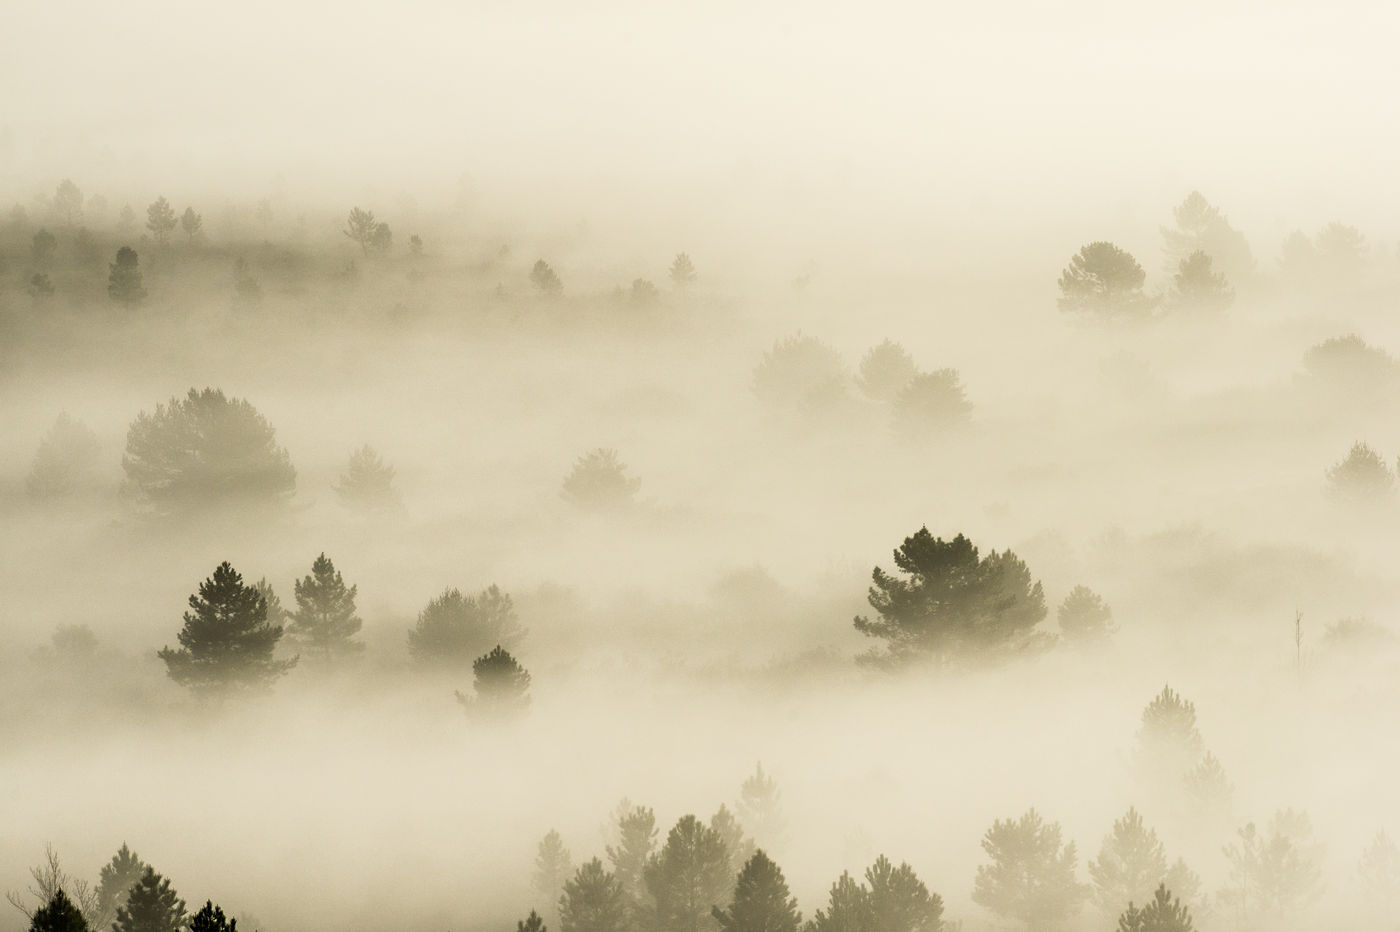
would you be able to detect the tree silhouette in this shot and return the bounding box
[560,859,627,932]
[26,413,101,499]
[158,561,298,693]
[854,528,1047,668]
[6,846,100,927]
[334,444,402,511]
[531,259,563,295]
[535,830,575,930]
[1115,884,1194,932]
[108,247,147,306]
[1315,221,1367,274]
[856,340,918,402]
[1219,810,1324,924]
[145,197,178,245]
[1057,242,1150,317]
[1169,251,1232,311]
[972,808,1086,930]
[343,208,390,256]
[669,253,697,287]
[28,890,88,932]
[456,645,531,717]
[1303,335,1399,390]
[809,871,871,932]
[28,272,55,301]
[1183,752,1232,820]
[112,868,185,932]
[752,333,847,414]
[1326,442,1393,502]
[607,803,658,911]
[1135,686,1203,780]
[518,911,547,932]
[122,388,295,511]
[561,449,641,510]
[709,806,755,883]
[407,585,523,666]
[645,815,732,932]
[711,850,801,932]
[1160,191,1253,282]
[180,207,202,244]
[288,553,364,659]
[891,370,972,438]
[737,764,784,853]
[95,844,148,930]
[864,855,944,932]
[53,180,84,226]
[1089,808,1168,915]
[1056,585,1114,644]
[188,901,235,932]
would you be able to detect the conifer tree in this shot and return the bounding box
[25,413,101,499]
[808,871,871,932]
[145,198,178,245]
[456,646,531,717]
[737,764,785,852]
[518,910,547,932]
[1116,884,1194,932]
[972,808,1087,930]
[864,855,943,932]
[711,850,801,932]
[29,890,88,932]
[855,340,918,402]
[108,247,147,306]
[95,844,148,928]
[1135,686,1203,779]
[645,815,732,932]
[669,252,696,287]
[1057,242,1150,317]
[180,208,202,244]
[1169,251,1233,311]
[535,830,574,930]
[531,259,563,295]
[709,806,755,883]
[334,445,401,511]
[288,553,363,659]
[1056,586,1114,644]
[560,859,627,932]
[1089,808,1168,914]
[408,585,523,666]
[607,804,658,910]
[112,868,185,932]
[158,562,298,693]
[188,901,235,932]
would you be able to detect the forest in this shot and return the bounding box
[4,2,1400,931]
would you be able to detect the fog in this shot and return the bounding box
[3,3,1400,932]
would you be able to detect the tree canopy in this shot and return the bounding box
[407,584,524,666]
[288,553,364,659]
[1057,242,1150,317]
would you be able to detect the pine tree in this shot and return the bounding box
[1219,810,1325,923]
[535,830,575,930]
[188,901,235,932]
[891,370,972,439]
[334,444,401,511]
[1089,808,1168,914]
[1057,242,1150,317]
[737,764,785,853]
[607,803,658,909]
[112,868,185,932]
[29,890,88,932]
[1169,251,1233,311]
[972,808,1087,930]
[560,859,627,932]
[808,871,871,932]
[1135,686,1203,779]
[1057,586,1114,644]
[146,198,178,245]
[407,585,524,666]
[518,910,547,932]
[645,815,732,932]
[1160,191,1254,282]
[53,179,84,226]
[456,646,531,717]
[856,340,918,402]
[95,844,149,929]
[669,253,696,287]
[25,413,101,499]
[711,850,801,932]
[180,208,202,244]
[108,246,147,306]
[288,553,364,659]
[560,449,641,510]
[1116,884,1194,932]
[158,562,298,693]
[709,806,755,883]
[864,856,943,932]
[531,259,563,295]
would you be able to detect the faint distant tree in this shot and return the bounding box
[669,252,697,287]
[288,553,364,659]
[560,859,627,932]
[370,221,392,254]
[26,271,53,300]
[251,578,287,628]
[1277,230,1318,284]
[1219,810,1324,925]
[711,851,801,932]
[1169,251,1233,311]
[710,806,755,883]
[630,278,660,307]
[53,180,84,226]
[1057,242,1150,317]
[531,259,563,295]
[1160,191,1253,281]
[122,388,295,511]
[1358,831,1400,913]
[1183,752,1232,821]
[408,234,423,257]
[29,890,88,932]
[854,527,1048,668]
[112,868,185,932]
[180,207,202,244]
[107,247,147,306]
[864,855,944,932]
[856,340,918,402]
[158,561,298,694]
[607,803,659,910]
[518,911,546,932]
[752,333,847,413]
[536,830,575,929]
[1089,808,1168,915]
[455,645,531,717]
[26,412,101,499]
[1315,221,1367,273]
[118,205,137,233]
[1326,441,1393,502]
[32,228,57,267]
[146,197,178,245]
[1303,334,1399,389]
[41,624,99,665]
[95,845,148,929]
[343,207,390,256]
[561,448,641,510]
[737,764,785,853]
[808,872,871,932]
[334,444,402,511]
[187,902,234,932]
[72,228,101,266]
[891,370,972,438]
[645,816,732,932]
[972,808,1087,930]
[407,585,524,666]
[1057,585,1114,644]
[1115,884,1194,932]
[232,257,262,308]
[6,846,99,927]
[1135,686,1203,779]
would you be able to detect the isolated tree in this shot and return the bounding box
[334,444,402,511]
[288,553,364,658]
[891,370,972,438]
[972,809,1086,930]
[29,890,88,932]
[1303,334,1399,389]
[1169,251,1233,311]
[669,252,697,287]
[6,847,99,927]
[808,871,871,932]
[561,448,641,510]
[28,272,55,301]
[188,902,235,932]
[854,528,1047,668]
[95,844,148,929]
[1089,808,1168,915]
[112,869,184,932]
[710,806,755,882]
[1057,241,1150,317]
[518,911,547,932]
[531,259,563,295]
[864,855,944,932]
[752,333,847,414]
[711,851,801,932]
[122,388,295,511]
[145,197,177,245]
[409,234,423,256]
[407,584,524,665]
[26,413,101,499]
[108,246,147,306]
[456,645,532,716]
[535,830,575,929]
[737,764,785,852]
[1116,884,1193,932]
[32,228,56,266]
[180,207,202,244]
[1358,831,1400,912]
[645,815,733,932]
[1219,810,1325,923]
[53,179,84,226]
[1135,685,1203,779]
[1057,585,1114,644]
[630,278,660,307]
[343,207,391,255]
[560,859,627,932]
[608,803,659,908]
[1160,191,1253,281]
[1326,442,1393,501]
[856,340,918,402]
[158,561,298,693]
